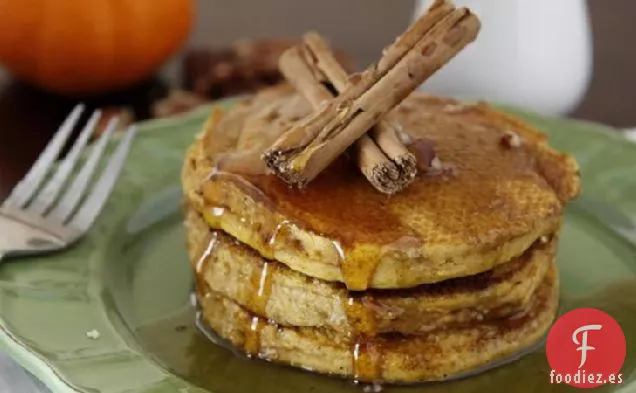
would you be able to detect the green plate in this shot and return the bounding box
[1,100,636,393]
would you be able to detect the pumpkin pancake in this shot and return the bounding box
[196,262,559,383]
[182,85,579,290]
[186,206,555,335]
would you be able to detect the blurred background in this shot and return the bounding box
[0,0,634,123]
[185,0,636,126]
[0,0,635,197]
[181,0,636,126]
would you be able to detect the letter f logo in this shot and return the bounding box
[572,324,602,368]
[547,309,626,388]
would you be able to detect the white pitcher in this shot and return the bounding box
[413,0,593,116]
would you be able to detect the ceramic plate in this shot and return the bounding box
[1,100,636,393]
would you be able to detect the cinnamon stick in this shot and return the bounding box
[262,1,480,188]
[280,34,416,194]
[304,33,420,189]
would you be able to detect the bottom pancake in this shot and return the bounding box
[197,263,559,384]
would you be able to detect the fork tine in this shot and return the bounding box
[69,125,136,232]
[3,104,85,209]
[49,116,119,223]
[29,111,102,215]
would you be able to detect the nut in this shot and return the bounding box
[152,90,207,119]
[407,138,436,171]
[501,130,522,148]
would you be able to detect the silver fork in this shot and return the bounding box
[0,104,136,261]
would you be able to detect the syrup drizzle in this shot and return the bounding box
[352,340,382,383]
[243,260,277,358]
[340,252,381,291]
[244,316,265,358]
[195,232,218,275]
[198,200,278,359]
[268,220,294,249]
[194,231,219,299]
[346,295,382,382]
[251,261,277,315]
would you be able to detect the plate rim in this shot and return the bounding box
[0,323,77,393]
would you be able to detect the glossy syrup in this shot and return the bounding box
[252,261,276,314]
[244,260,277,358]
[244,316,266,357]
[346,295,382,382]
[194,231,218,299]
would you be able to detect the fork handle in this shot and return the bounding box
[0,215,65,260]
[0,216,13,261]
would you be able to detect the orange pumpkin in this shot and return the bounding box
[0,0,194,96]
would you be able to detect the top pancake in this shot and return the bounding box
[182,84,580,290]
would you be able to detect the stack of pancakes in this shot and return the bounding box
[181,85,580,383]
